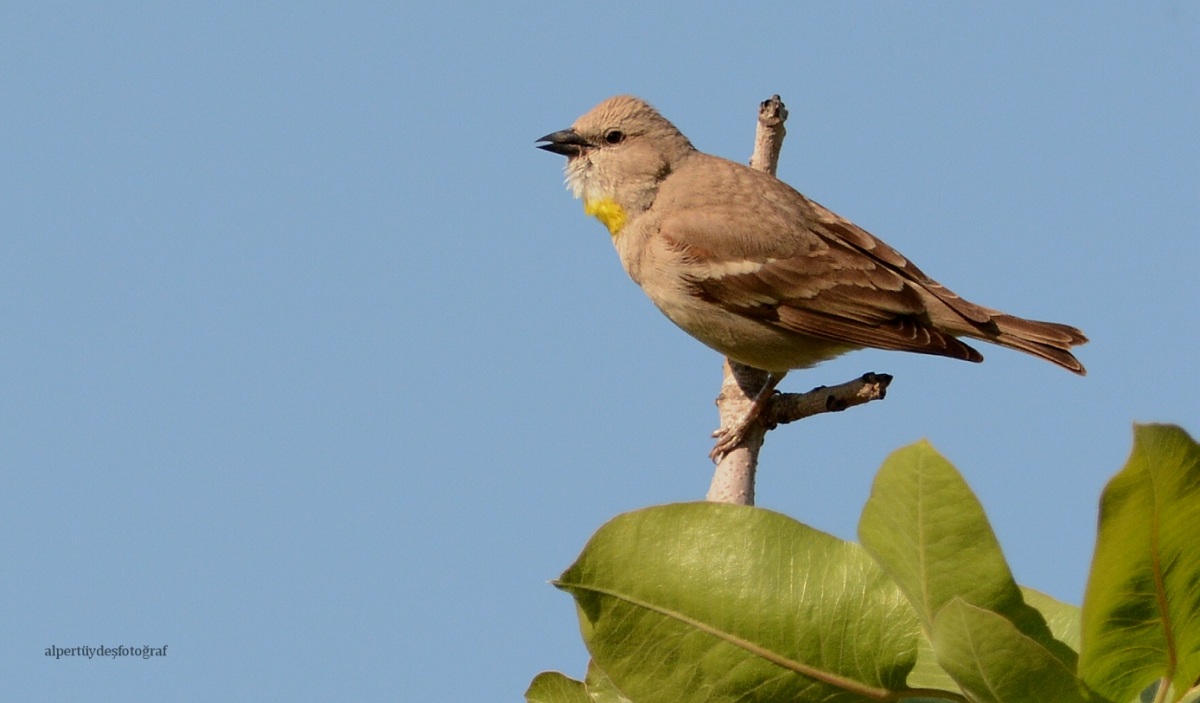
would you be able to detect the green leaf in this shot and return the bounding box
[1080,424,1200,703]
[903,587,1080,700]
[585,660,633,703]
[555,502,925,703]
[526,671,590,703]
[932,599,1090,702]
[1022,587,1082,652]
[908,633,962,694]
[858,440,1077,670]
[1133,679,1200,703]
[1140,680,1165,703]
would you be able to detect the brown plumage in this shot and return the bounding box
[538,95,1087,376]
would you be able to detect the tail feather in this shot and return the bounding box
[987,314,1088,375]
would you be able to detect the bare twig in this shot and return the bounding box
[765,373,893,428]
[749,94,787,174]
[705,96,891,505]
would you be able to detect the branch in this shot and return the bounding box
[705,96,891,505]
[765,373,893,429]
[749,94,787,174]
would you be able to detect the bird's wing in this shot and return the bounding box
[801,197,996,326]
[657,201,987,362]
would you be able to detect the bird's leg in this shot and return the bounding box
[710,371,785,461]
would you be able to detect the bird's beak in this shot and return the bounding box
[536,129,590,157]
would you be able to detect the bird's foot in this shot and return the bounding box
[709,373,782,461]
[710,418,756,461]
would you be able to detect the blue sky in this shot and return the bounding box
[2,2,1196,700]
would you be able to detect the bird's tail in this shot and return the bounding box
[985,314,1088,375]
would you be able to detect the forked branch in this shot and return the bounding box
[706,96,892,505]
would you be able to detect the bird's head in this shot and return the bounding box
[537,96,694,235]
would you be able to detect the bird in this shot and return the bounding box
[537,95,1086,457]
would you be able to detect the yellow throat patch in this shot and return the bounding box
[583,197,627,237]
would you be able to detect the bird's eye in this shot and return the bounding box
[604,129,625,145]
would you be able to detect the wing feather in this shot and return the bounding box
[659,201,984,361]
[647,154,1084,372]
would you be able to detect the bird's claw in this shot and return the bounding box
[710,423,749,462]
[709,373,783,462]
